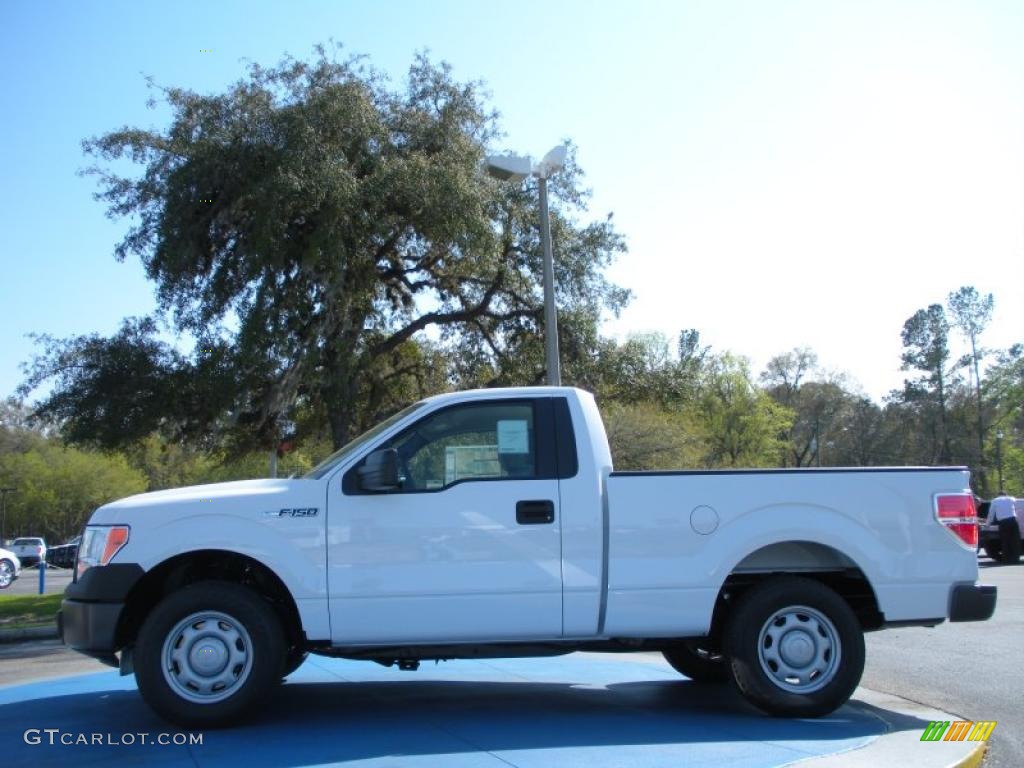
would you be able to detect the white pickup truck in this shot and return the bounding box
[59,386,996,727]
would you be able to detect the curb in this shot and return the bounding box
[800,688,992,768]
[0,625,59,644]
[955,743,988,768]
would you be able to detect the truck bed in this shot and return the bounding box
[603,466,977,637]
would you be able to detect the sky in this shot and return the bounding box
[0,0,1021,403]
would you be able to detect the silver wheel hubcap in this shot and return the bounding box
[162,611,253,704]
[0,563,11,587]
[757,605,840,694]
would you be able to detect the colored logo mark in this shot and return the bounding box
[920,720,996,742]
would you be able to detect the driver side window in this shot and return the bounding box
[383,402,537,491]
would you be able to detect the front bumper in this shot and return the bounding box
[949,583,997,622]
[58,563,145,666]
[57,602,123,666]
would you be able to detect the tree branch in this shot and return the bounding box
[369,269,506,358]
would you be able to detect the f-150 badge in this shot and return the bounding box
[264,508,319,517]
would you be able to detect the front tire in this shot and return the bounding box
[135,581,285,728]
[724,577,865,718]
[0,560,14,589]
[663,640,729,682]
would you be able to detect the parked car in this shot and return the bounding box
[60,386,996,728]
[10,537,46,567]
[978,498,1024,562]
[0,547,21,588]
[47,536,81,569]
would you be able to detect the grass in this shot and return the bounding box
[0,593,62,629]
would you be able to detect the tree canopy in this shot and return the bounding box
[23,46,628,452]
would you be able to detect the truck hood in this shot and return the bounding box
[93,478,311,518]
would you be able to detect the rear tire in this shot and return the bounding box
[724,577,864,718]
[135,581,285,728]
[663,641,729,682]
[983,541,1003,562]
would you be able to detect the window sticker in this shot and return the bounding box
[497,419,529,454]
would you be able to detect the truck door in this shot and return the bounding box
[326,397,564,644]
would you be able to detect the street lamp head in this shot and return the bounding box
[486,144,567,182]
[485,153,533,183]
[996,430,1004,439]
[534,144,567,179]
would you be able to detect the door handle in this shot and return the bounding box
[516,500,555,525]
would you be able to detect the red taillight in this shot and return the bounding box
[935,493,978,549]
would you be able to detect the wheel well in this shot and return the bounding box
[116,550,304,651]
[707,543,884,642]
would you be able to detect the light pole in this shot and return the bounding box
[813,417,821,467]
[995,430,1004,491]
[0,488,15,544]
[486,145,567,386]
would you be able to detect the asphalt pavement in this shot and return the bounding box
[2,567,72,596]
[863,555,1023,767]
[0,636,105,683]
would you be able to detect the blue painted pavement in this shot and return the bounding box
[0,652,885,768]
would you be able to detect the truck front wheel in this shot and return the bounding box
[135,581,285,728]
[724,577,864,718]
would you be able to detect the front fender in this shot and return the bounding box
[123,513,327,600]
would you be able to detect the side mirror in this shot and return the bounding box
[357,449,401,492]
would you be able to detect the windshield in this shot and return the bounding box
[304,401,426,479]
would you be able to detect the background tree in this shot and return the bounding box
[899,304,957,464]
[585,330,707,406]
[20,318,234,451]
[695,354,792,467]
[22,46,627,455]
[602,401,701,470]
[830,397,896,467]
[761,347,818,406]
[0,423,147,542]
[947,285,994,490]
[983,345,1024,493]
[761,349,860,467]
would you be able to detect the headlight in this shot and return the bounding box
[76,525,130,580]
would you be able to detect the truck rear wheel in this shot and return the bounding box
[663,641,729,682]
[724,577,864,717]
[135,581,285,728]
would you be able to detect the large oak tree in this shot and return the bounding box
[23,47,628,451]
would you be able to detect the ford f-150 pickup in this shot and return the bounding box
[58,386,997,727]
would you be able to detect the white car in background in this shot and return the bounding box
[0,547,21,589]
[9,537,46,567]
